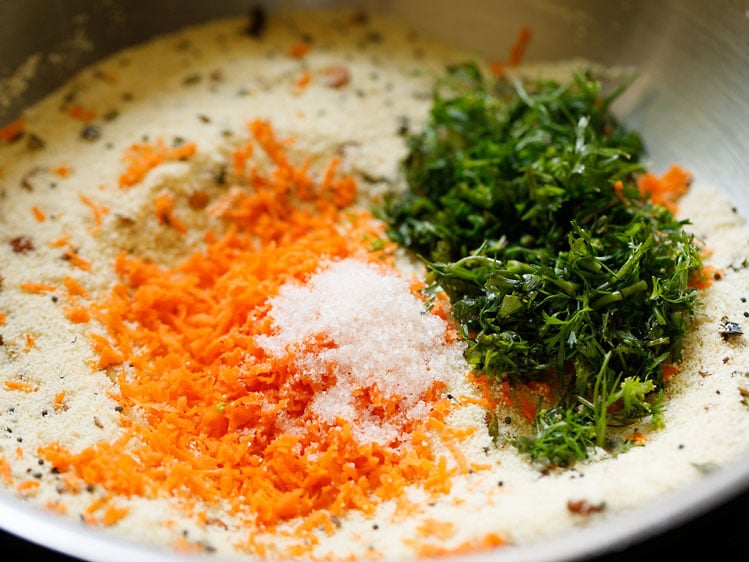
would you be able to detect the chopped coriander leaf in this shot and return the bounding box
[378,63,704,467]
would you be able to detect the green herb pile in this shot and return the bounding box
[378,63,704,467]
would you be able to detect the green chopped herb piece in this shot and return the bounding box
[378,63,704,467]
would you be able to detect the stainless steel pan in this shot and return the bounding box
[1,1,748,560]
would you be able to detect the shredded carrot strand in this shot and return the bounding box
[118,139,197,188]
[0,456,13,485]
[0,118,26,141]
[4,380,38,393]
[636,164,692,213]
[42,120,472,556]
[508,26,532,67]
[32,206,46,222]
[19,282,57,294]
[67,104,97,122]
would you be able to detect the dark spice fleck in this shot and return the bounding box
[51,295,58,303]
[244,5,267,38]
[396,115,409,136]
[198,114,212,124]
[719,316,743,340]
[20,166,44,190]
[10,235,34,253]
[115,405,123,413]
[80,124,102,141]
[26,133,46,151]
[567,499,606,515]
[41,409,48,417]
[504,416,512,425]
[102,110,120,122]
[350,10,368,25]
[182,74,202,86]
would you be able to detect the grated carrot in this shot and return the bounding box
[16,480,40,494]
[64,250,92,271]
[19,282,57,294]
[67,104,97,122]
[46,501,68,515]
[0,313,5,326]
[0,118,26,141]
[490,26,532,77]
[63,276,90,298]
[53,165,72,178]
[636,164,692,213]
[79,193,110,235]
[32,206,46,222]
[54,391,67,411]
[118,138,197,188]
[0,456,13,485]
[508,26,532,67]
[661,363,679,381]
[4,380,38,392]
[154,191,186,233]
[287,42,310,58]
[295,70,312,94]
[417,518,456,540]
[65,305,91,324]
[407,531,505,557]
[24,333,35,351]
[41,120,470,557]
[49,234,71,248]
[689,264,721,291]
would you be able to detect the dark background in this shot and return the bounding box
[2,487,747,560]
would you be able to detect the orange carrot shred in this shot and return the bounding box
[0,456,13,485]
[636,164,692,213]
[67,104,97,122]
[53,165,72,178]
[508,26,532,67]
[4,380,37,393]
[0,118,26,141]
[54,391,67,411]
[154,191,186,233]
[40,120,475,557]
[32,206,47,222]
[287,42,310,58]
[63,276,90,298]
[64,250,92,271]
[19,282,57,294]
[118,139,197,188]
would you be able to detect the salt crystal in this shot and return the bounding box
[256,258,467,445]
